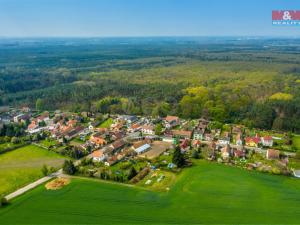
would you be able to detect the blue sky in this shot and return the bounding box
[0,0,300,37]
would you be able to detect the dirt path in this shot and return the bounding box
[5,170,62,201]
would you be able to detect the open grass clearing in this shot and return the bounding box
[0,145,66,196]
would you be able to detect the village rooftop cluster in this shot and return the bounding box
[1,106,299,181]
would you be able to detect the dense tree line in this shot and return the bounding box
[1,38,300,132]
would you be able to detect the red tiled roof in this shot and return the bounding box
[263,136,273,141]
[92,150,103,158]
[165,115,179,122]
[245,137,260,144]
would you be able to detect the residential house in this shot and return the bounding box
[21,106,31,113]
[110,140,126,152]
[128,123,142,133]
[193,128,205,140]
[197,118,209,130]
[88,121,101,131]
[192,140,201,148]
[266,149,280,160]
[234,146,245,158]
[91,150,106,162]
[165,115,180,128]
[105,155,119,166]
[28,120,38,131]
[232,125,243,134]
[141,124,155,135]
[110,131,125,141]
[245,135,261,148]
[122,115,138,124]
[218,137,230,146]
[204,133,214,142]
[180,139,190,151]
[13,114,30,123]
[64,126,85,140]
[90,133,107,147]
[221,144,232,159]
[236,133,243,146]
[261,136,273,147]
[172,130,192,140]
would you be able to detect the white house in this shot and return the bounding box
[261,136,273,147]
[217,138,230,146]
[141,125,155,135]
[91,150,106,162]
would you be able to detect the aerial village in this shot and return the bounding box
[1,106,300,188]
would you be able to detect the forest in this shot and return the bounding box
[1,37,300,132]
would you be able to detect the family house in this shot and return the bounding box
[180,139,190,150]
[65,126,85,140]
[245,135,260,148]
[13,114,30,123]
[204,133,214,142]
[91,150,106,162]
[266,149,280,160]
[192,139,201,148]
[128,123,142,133]
[236,133,243,146]
[232,125,243,134]
[197,118,209,130]
[165,115,180,128]
[261,136,273,147]
[122,115,138,124]
[28,120,38,131]
[218,137,230,146]
[88,121,100,131]
[234,146,245,158]
[90,133,107,147]
[221,144,232,159]
[193,128,205,140]
[110,140,126,152]
[110,131,125,141]
[141,124,155,135]
[172,130,192,140]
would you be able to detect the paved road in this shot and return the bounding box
[5,169,62,201]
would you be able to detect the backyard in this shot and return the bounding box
[0,145,66,196]
[1,161,300,224]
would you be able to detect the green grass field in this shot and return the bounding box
[1,161,300,224]
[292,135,300,151]
[98,118,113,128]
[0,145,66,196]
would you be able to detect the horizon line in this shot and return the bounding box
[0,35,300,39]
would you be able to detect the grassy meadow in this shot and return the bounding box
[0,145,66,196]
[1,161,300,224]
[98,118,113,128]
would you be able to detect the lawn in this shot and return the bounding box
[1,161,300,224]
[98,118,113,128]
[292,135,300,151]
[0,145,66,196]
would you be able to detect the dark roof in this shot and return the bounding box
[111,140,125,149]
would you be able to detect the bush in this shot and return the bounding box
[41,164,49,176]
[191,150,200,159]
[62,160,76,175]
